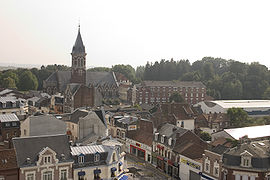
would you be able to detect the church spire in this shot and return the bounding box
[72,25,85,54]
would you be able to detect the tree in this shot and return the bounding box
[200,131,211,141]
[18,70,38,91]
[2,77,16,89]
[112,64,137,83]
[227,108,248,128]
[169,92,185,103]
[263,87,270,99]
[203,62,214,81]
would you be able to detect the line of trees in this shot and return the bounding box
[1,57,270,101]
[140,57,270,100]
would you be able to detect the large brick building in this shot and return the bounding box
[131,81,206,105]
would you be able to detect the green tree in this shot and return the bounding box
[169,92,185,103]
[200,131,211,141]
[2,77,16,89]
[18,70,38,91]
[112,64,137,83]
[227,108,248,127]
[263,87,270,99]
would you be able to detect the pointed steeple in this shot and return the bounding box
[72,25,85,54]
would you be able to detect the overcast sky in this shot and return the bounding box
[1,0,270,69]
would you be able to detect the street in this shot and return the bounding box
[125,153,174,180]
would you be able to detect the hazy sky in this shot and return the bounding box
[1,0,270,68]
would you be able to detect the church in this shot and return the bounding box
[43,26,119,112]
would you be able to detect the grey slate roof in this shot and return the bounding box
[69,109,89,123]
[13,134,72,167]
[223,140,270,170]
[72,28,85,54]
[45,71,117,92]
[211,144,229,155]
[157,123,187,138]
[27,115,67,136]
[141,81,206,88]
[67,83,81,95]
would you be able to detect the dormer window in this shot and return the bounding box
[155,133,159,141]
[161,135,165,143]
[94,153,100,162]
[78,154,84,164]
[44,155,51,164]
[240,150,252,168]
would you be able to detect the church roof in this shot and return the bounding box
[72,27,85,54]
[45,71,118,92]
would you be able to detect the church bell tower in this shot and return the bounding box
[71,25,86,85]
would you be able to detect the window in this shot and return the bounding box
[94,153,100,162]
[43,171,52,180]
[60,169,67,180]
[161,135,165,143]
[26,173,35,180]
[5,123,10,127]
[121,132,125,138]
[78,155,84,164]
[240,151,252,167]
[44,156,51,164]
[213,161,219,177]
[12,122,17,126]
[181,121,184,128]
[155,133,159,141]
[204,157,210,173]
[94,169,101,180]
[113,153,116,162]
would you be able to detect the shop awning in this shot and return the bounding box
[94,169,101,174]
[78,171,85,176]
[118,175,128,180]
[111,167,117,172]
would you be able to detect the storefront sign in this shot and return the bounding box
[181,158,200,170]
[157,144,164,149]
[136,143,141,147]
[128,125,137,130]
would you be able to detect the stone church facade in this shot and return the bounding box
[43,26,119,112]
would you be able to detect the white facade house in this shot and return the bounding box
[179,155,202,180]
[125,137,152,163]
[176,119,195,131]
[71,144,126,180]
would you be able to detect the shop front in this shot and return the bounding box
[130,144,146,161]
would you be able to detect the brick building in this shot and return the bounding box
[152,123,207,179]
[151,103,196,130]
[0,149,19,180]
[201,145,229,180]
[0,114,20,149]
[131,80,206,105]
